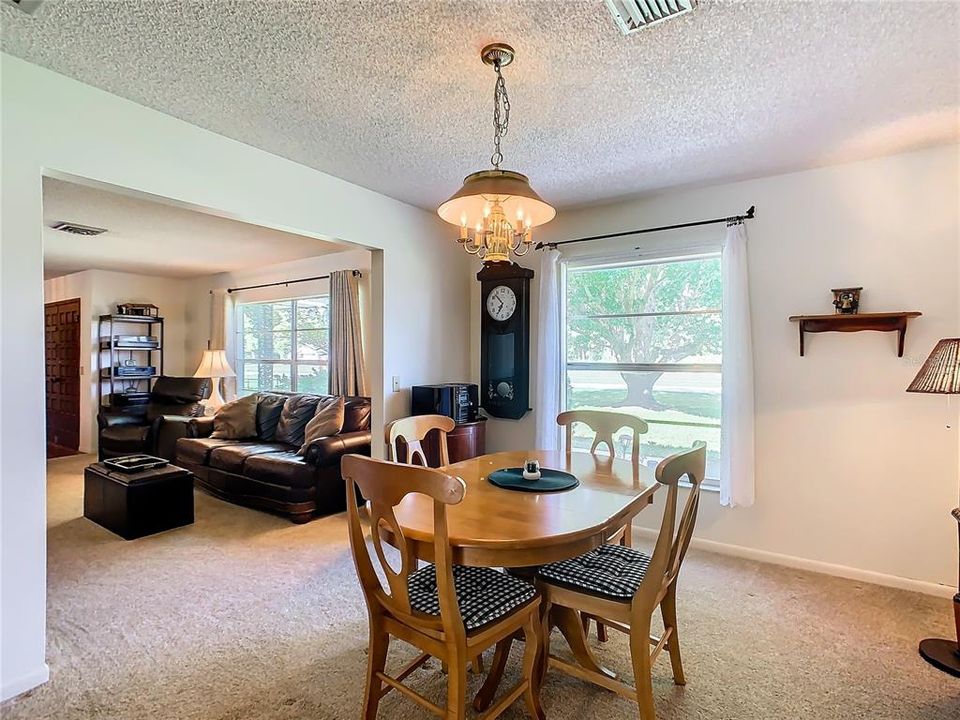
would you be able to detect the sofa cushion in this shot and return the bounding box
[256,393,287,441]
[211,394,258,439]
[243,451,318,489]
[298,396,345,455]
[209,443,290,473]
[343,397,371,433]
[176,437,239,466]
[274,395,321,446]
[99,425,150,452]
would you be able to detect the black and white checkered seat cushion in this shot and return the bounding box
[537,544,652,601]
[407,564,536,631]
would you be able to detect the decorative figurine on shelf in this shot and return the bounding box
[116,303,159,317]
[831,287,862,315]
[522,459,542,481]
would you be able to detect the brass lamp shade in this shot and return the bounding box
[907,338,960,394]
[437,169,556,230]
[193,349,236,379]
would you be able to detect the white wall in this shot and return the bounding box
[183,248,375,391]
[1,54,470,701]
[44,270,191,453]
[474,144,960,593]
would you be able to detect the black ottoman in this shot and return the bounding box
[84,461,194,540]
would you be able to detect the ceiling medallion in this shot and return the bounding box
[437,43,556,264]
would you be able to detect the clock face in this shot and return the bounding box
[486,285,517,322]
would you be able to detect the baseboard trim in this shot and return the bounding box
[1,664,49,703]
[633,528,955,599]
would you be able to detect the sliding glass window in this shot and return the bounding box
[235,296,329,395]
[563,254,721,484]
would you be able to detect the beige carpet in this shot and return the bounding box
[2,454,958,719]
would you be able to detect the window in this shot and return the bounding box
[563,254,721,485]
[236,296,329,395]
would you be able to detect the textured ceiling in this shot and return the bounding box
[42,178,346,279]
[5,1,959,211]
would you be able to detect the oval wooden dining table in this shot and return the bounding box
[381,449,661,711]
[387,449,659,568]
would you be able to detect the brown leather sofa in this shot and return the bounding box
[97,376,211,461]
[175,392,371,523]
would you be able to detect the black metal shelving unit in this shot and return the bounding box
[98,314,164,406]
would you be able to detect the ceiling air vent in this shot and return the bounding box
[51,221,108,236]
[1,0,49,16]
[604,0,697,35]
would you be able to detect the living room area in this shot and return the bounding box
[3,2,960,720]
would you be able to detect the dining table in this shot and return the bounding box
[382,448,661,710]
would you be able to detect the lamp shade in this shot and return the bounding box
[437,169,556,230]
[907,338,960,394]
[194,349,236,379]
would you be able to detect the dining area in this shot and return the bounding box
[343,411,707,720]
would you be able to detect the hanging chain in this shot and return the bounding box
[490,61,510,169]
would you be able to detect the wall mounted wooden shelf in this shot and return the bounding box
[788,312,921,357]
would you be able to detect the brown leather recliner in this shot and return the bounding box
[176,393,372,523]
[97,376,210,461]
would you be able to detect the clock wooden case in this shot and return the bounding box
[478,262,534,419]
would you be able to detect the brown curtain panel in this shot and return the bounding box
[329,270,368,396]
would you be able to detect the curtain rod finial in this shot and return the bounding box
[746,205,756,218]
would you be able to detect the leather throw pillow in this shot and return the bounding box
[274,394,321,446]
[298,396,345,456]
[210,394,258,439]
[255,393,286,441]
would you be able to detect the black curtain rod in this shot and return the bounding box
[222,269,361,294]
[535,206,755,251]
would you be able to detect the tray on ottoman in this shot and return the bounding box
[84,458,194,540]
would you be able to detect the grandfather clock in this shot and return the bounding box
[478,262,533,419]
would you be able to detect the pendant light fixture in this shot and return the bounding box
[437,43,556,264]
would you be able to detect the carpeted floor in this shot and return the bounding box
[2,454,958,719]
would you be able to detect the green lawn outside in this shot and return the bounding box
[567,388,720,463]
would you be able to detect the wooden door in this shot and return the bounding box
[45,298,82,456]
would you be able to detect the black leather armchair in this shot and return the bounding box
[98,376,210,461]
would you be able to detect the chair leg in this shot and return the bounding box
[521,612,546,720]
[446,652,468,720]
[363,622,390,720]
[660,585,685,686]
[629,617,657,720]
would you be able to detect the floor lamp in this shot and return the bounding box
[907,338,960,677]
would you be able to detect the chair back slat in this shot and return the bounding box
[385,414,456,467]
[343,454,466,636]
[556,410,648,464]
[633,442,706,611]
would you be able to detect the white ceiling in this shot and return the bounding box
[41,178,347,279]
[5,1,959,211]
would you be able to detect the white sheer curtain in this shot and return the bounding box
[209,288,236,401]
[535,249,562,451]
[720,222,755,507]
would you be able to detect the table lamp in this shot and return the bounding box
[907,337,960,677]
[193,349,236,413]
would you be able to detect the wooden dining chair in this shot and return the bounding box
[557,410,649,641]
[342,454,545,720]
[385,414,456,467]
[534,442,707,720]
[557,409,649,468]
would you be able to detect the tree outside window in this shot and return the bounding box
[564,255,721,482]
[236,296,329,395]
